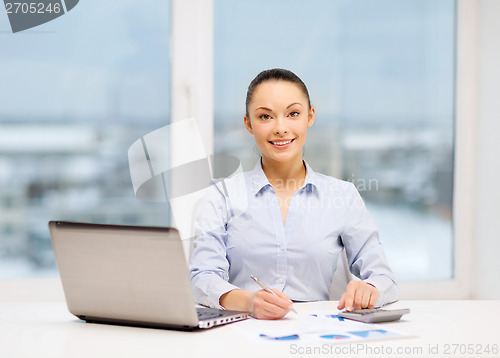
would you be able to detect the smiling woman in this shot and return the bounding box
[189,68,399,320]
[213,0,456,287]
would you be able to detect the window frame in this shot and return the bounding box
[172,0,475,298]
[397,0,476,299]
[169,0,214,257]
[0,0,476,299]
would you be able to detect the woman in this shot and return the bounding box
[189,68,399,319]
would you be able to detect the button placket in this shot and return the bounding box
[267,187,288,290]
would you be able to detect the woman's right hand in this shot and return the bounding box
[249,289,294,319]
[219,289,293,320]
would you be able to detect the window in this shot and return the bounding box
[0,1,171,278]
[1,0,459,286]
[213,0,455,282]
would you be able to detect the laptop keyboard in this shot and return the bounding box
[196,307,225,320]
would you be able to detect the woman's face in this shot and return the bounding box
[244,80,315,165]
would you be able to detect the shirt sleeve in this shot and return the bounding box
[188,182,240,309]
[340,183,400,307]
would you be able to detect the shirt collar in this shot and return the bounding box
[250,158,320,196]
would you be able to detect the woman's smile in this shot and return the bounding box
[268,138,296,149]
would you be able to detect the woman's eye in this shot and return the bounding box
[289,111,299,117]
[259,114,271,120]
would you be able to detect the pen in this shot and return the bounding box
[250,275,298,314]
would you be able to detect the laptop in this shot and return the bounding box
[49,221,249,330]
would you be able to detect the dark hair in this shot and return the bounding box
[245,68,311,117]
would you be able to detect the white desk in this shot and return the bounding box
[0,300,499,358]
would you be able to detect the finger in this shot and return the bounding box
[260,290,291,310]
[261,303,289,319]
[367,292,376,309]
[353,287,363,311]
[337,293,346,310]
[274,290,294,304]
[274,290,294,311]
[343,283,356,312]
[368,289,379,308]
[266,293,291,310]
[361,288,371,308]
[252,306,282,320]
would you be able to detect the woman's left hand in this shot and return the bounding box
[337,280,379,312]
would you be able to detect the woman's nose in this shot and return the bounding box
[273,117,288,135]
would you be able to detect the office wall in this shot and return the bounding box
[473,0,500,299]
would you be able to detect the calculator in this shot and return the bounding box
[338,308,410,323]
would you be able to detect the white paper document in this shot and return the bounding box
[234,311,410,344]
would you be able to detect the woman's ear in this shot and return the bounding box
[307,106,316,127]
[244,115,254,134]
